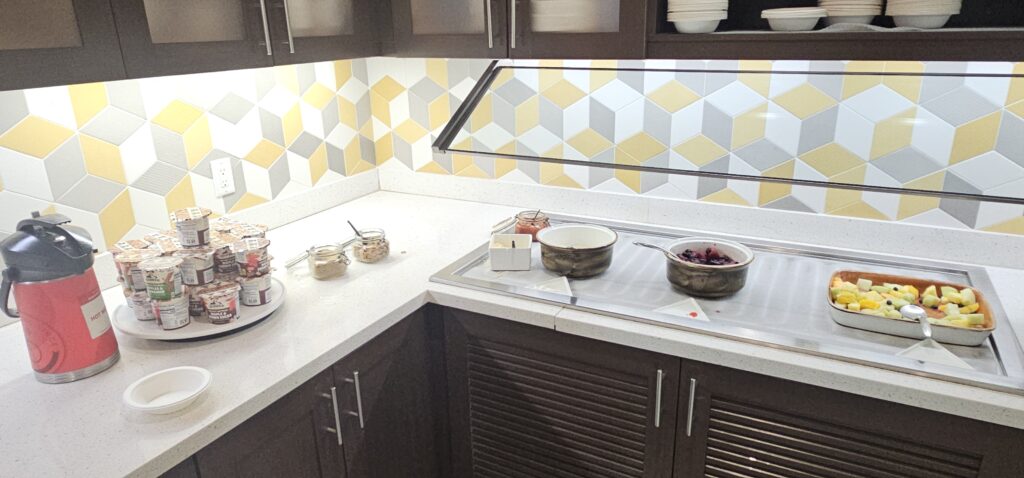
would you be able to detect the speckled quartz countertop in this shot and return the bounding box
[2,191,1024,478]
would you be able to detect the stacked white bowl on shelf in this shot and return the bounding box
[886,0,961,29]
[818,0,882,25]
[531,0,618,33]
[761,7,828,31]
[667,0,728,34]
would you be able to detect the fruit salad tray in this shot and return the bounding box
[828,271,995,346]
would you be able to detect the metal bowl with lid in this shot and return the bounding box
[536,224,618,278]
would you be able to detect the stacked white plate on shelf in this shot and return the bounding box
[761,7,828,31]
[532,0,619,33]
[886,0,961,29]
[667,0,728,34]
[818,0,882,25]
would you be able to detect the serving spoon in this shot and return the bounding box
[633,241,680,261]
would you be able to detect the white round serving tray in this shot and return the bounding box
[113,278,285,341]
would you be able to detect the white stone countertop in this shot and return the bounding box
[2,191,1024,478]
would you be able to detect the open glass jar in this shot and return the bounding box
[308,245,350,280]
[352,229,389,263]
[514,211,550,241]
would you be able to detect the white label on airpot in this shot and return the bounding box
[81,294,111,339]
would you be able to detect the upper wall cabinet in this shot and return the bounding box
[391,0,509,58]
[510,0,646,59]
[110,0,378,79]
[0,0,125,91]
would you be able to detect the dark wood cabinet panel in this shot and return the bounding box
[444,308,681,477]
[194,369,345,478]
[331,307,448,478]
[511,0,647,59]
[264,0,380,65]
[0,0,125,90]
[159,457,200,478]
[675,362,1024,478]
[391,0,509,58]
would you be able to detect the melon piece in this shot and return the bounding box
[923,285,938,298]
[856,278,872,291]
[959,303,980,314]
[835,292,857,305]
[922,295,941,308]
[960,288,977,306]
[847,302,861,312]
[950,318,970,328]
[943,303,961,316]
[884,310,903,320]
[891,298,910,310]
[964,314,986,326]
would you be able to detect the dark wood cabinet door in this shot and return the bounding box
[332,307,447,478]
[0,0,125,90]
[444,308,681,477]
[110,0,275,78]
[675,362,1024,478]
[511,0,646,59]
[195,370,346,478]
[391,0,508,58]
[159,457,200,478]
[264,0,379,65]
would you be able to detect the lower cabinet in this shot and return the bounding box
[444,308,681,478]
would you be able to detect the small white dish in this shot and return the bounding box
[489,234,532,271]
[673,19,723,33]
[892,14,951,29]
[123,366,212,414]
[825,15,876,25]
[766,16,822,31]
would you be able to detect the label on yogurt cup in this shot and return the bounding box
[153,296,190,330]
[239,274,272,306]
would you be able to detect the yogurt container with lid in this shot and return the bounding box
[239,274,272,306]
[114,249,161,292]
[210,238,238,275]
[230,223,268,239]
[139,256,184,301]
[232,238,272,277]
[201,284,242,324]
[210,216,239,233]
[152,295,190,330]
[128,291,156,321]
[170,207,212,247]
[175,248,215,286]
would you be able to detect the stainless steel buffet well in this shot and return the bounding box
[432,214,1024,395]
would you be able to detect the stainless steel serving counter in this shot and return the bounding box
[432,214,1024,395]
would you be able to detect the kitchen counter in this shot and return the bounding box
[2,191,1024,478]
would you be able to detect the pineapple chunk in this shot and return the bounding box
[904,285,919,299]
[959,303,980,314]
[884,310,903,320]
[945,292,964,305]
[835,292,858,305]
[950,318,970,328]
[832,277,843,288]
[922,295,941,308]
[923,285,938,298]
[864,291,885,303]
[960,288,977,306]
[857,278,872,291]
[871,285,891,295]
[834,303,847,310]
[940,286,959,297]
[891,298,910,310]
[964,314,986,326]
[859,299,881,310]
[847,302,861,312]
[943,303,961,316]
[900,292,916,302]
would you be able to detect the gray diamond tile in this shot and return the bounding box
[322,97,340,135]
[356,95,372,127]
[491,96,514,136]
[474,156,494,177]
[516,157,540,182]
[940,196,981,228]
[410,78,446,103]
[289,132,322,158]
[106,80,146,118]
[734,139,791,172]
[255,69,276,100]
[640,171,667,194]
[539,97,562,138]
[130,161,187,195]
[922,87,999,126]
[943,171,982,196]
[151,124,187,169]
[210,93,255,124]
[589,98,615,141]
[44,138,86,198]
[764,195,815,213]
[872,147,943,183]
[80,107,144,145]
[59,176,123,213]
[996,111,1024,168]
[0,90,29,132]
[644,100,671,147]
[393,136,412,169]
[359,136,374,165]
[259,108,284,145]
[589,164,614,188]
[797,106,838,155]
[326,142,345,175]
[352,59,369,85]
[701,103,731,151]
[618,70,645,94]
[297,64,317,93]
[919,63,967,104]
[408,94,429,131]
[269,153,289,197]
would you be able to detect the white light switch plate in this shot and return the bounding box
[211,157,236,197]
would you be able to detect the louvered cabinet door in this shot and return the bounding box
[444,308,681,478]
[675,362,1024,478]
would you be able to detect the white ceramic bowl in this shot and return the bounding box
[123,366,212,414]
[825,15,876,25]
[892,14,951,29]
[673,19,723,33]
[767,17,821,31]
[536,224,617,250]
[666,238,755,268]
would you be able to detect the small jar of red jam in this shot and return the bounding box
[514,211,550,241]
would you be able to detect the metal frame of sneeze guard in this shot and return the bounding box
[433,59,1024,206]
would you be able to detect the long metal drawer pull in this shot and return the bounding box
[281,0,295,53]
[344,372,366,429]
[321,387,343,445]
[510,0,516,49]
[686,378,696,437]
[484,0,494,49]
[258,0,273,55]
[654,369,664,428]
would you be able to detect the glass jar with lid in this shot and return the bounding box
[308,245,350,280]
[514,211,550,241]
[352,229,390,263]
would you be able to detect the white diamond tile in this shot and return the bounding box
[127,188,169,230]
[0,146,54,200]
[591,79,643,112]
[910,107,955,163]
[704,82,764,117]
[299,102,326,139]
[120,126,159,184]
[764,103,801,156]
[518,126,561,156]
[613,99,645,143]
[950,151,1024,191]
[669,101,703,147]
[286,151,313,187]
[241,160,274,199]
[835,105,874,160]
[562,99,589,139]
[843,85,915,123]
[258,86,299,116]
[23,86,77,130]
[0,191,50,233]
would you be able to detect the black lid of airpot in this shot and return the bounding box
[0,212,96,282]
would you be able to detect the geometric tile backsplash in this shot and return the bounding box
[2,57,1024,252]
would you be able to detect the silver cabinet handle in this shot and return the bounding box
[510,0,517,49]
[344,371,365,429]
[686,378,697,437]
[654,369,664,428]
[280,0,295,53]
[257,0,273,55]
[484,0,494,49]
[321,387,343,445]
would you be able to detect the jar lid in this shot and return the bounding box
[516,210,548,222]
[138,256,183,272]
[357,229,386,241]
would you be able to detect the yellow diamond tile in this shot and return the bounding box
[69,83,108,128]
[99,190,134,247]
[883,72,924,103]
[417,161,450,175]
[540,68,564,93]
[395,119,428,144]
[673,135,727,166]
[345,137,373,175]
[732,103,768,150]
[801,143,863,177]
[334,60,352,90]
[758,160,795,206]
[152,100,203,134]
[469,94,492,133]
[774,84,836,119]
[541,80,586,109]
[825,165,867,212]
[245,139,285,168]
[702,189,750,206]
[567,128,613,158]
[648,81,699,113]
[1007,100,1024,119]
[495,157,517,177]
[495,141,516,156]
[540,161,563,184]
[1008,64,1024,106]
[950,111,1002,164]
[842,61,885,99]
[514,96,539,136]
[870,107,916,159]
[490,69,514,90]
[618,133,665,163]
[0,116,74,158]
[309,143,328,184]
[426,59,448,89]
[302,84,336,110]
[229,192,268,213]
[371,76,405,102]
[455,163,490,179]
[983,217,1024,235]
[590,69,616,93]
[615,169,642,193]
[338,97,358,129]
[375,133,393,164]
[739,60,773,97]
[429,94,452,131]
[80,135,125,184]
[282,105,303,147]
[830,201,889,220]
[370,91,391,127]
[183,116,212,169]
[453,154,475,175]
[165,176,195,213]
[897,171,944,220]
